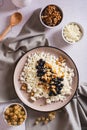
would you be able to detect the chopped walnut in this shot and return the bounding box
[44,62,52,69]
[41,5,62,26]
[21,83,27,91]
[34,112,56,125]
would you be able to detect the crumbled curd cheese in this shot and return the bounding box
[63,23,82,43]
[19,52,74,104]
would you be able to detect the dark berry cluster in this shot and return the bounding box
[36,59,46,77]
[49,77,64,96]
[36,59,64,96]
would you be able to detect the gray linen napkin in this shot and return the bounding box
[0,9,48,102]
[25,83,87,130]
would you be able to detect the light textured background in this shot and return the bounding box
[0,1,87,129]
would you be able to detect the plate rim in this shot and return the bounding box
[13,46,79,112]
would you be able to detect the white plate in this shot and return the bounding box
[14,46,79,112]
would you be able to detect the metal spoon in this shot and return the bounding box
[0,12,22,41]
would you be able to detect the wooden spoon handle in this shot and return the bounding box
[0,25,12,41]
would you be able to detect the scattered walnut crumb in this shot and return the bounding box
[21,83,27,91]
[34,111,56,125]
[56,56,66,65]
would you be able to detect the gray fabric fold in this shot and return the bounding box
[25,84,87,130]
[0,9,49,102]
[77,83,87,130]
[0,34,48,102]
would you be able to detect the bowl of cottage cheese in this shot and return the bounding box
[62,22,83,44]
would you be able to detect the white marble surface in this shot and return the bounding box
[0,0,87,129]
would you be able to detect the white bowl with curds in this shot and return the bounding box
[62,22,84,44]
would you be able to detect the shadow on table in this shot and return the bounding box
[20,8,47,35]
[29,8,46,32]
[51,29,70,49]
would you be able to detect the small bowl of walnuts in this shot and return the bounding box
[3,103,27,126]
[40,4,63,28]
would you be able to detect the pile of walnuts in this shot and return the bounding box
[41,5,62,26]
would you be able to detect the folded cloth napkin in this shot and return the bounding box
[0,9,87,130]
[25,83,87,130]
[0,9,48,102]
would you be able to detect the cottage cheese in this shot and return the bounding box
[63,23,83,43]
[19,52,74,104]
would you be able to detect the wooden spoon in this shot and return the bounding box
[0,12,22,41]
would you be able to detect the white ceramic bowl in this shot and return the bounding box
[3,103,27,126]
[62,22,83,44]
[40,4,63,29]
